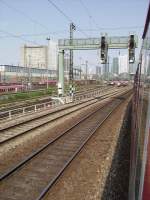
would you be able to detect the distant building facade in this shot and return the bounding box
[47,40,58,70]
[96,66,101,76]
[21,45,48,69]
[118,55,129,74]
[0,65,57,83]
[63,53,81,80]
[112,57,119,74]
[64,54,70,79]
[103,63,109,74]
[21,41,58,70]
[129,62,138,74]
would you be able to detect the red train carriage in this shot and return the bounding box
[129,3,150,200]
[0,84,25,93]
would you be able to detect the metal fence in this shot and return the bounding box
[0,100,60,121]
[0,88,112,121]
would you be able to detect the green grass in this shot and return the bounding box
[0,87,57,105]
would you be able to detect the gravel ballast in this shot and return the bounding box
[43,97,132,200]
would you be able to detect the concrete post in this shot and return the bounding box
[58,50,65,96]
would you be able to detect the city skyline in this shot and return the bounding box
[0,0,149,68]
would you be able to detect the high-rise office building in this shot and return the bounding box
[112,57,119,74]
[96,66,101,76]
[118,55,129,74]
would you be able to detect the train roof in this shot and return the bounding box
[142,2,150,39]
[0,85,25,89]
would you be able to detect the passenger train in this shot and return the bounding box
[0,80,57,94]
[129,3,150,200]
[0,84,26,93]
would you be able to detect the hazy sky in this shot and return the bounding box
[0,0,149,68]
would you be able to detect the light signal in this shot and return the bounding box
[128,35,135,63]
[100,36,108,64]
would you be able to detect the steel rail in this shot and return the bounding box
[0,90,131,183]
[0,87,115,122]
[0,91,132,200]
[0,86,101,111]
[74,86,110,95]
[74,87,119,100]
[0,86,123,122]
[0,87,128,131]
[0,97,94,131]
[0,87,104,114]
[0,89,129,145]
[0,99,97,144]
[0,91,127,139]
[36,94,127,200]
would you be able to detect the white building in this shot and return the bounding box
[118,55,129,74]
[21,40,58,70]
[21,45,48,69]
[47,40,58,70]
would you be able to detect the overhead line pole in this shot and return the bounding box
[69,23,75,82]
[85,60,88,82]
[69,23,76,96]
[46,37,50,89]
[47,0,89,37]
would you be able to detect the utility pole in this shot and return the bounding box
[79,57,82,80]
[28,55,31,90]
[46,37,50,89]
[69,23,76,82]
[24,46,28,90]
[107,56,109,82]
[80,66,81,79]
[85,60,88,82]
[65,53,69,81]
[69,23,76,97]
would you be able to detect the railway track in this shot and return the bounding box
[0,87,129,123]
[0,85,99,111]
[0,95,52,112]
[0,85,111,113]
[0,90,131,200]
[0,88,130,145]
[74,85,110,95]
[0,99,97,145]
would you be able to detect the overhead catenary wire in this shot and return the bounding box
[79,0,143,33]
[79,26,144,31]
[0,30,68,38]
[79,0,102,31]
[0,25,143,39]
[47,0,89,37]
[0,0,80,40]
[0,0,50,33]
[0,29,40,45]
